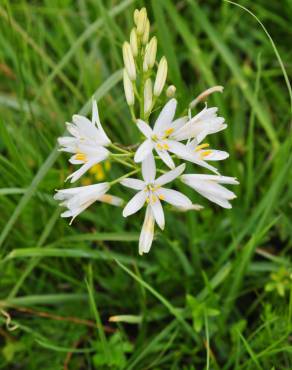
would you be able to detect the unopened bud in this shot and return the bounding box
[122,42,136,81]
[136,7,147,36]
[130,28,138,57]
[189,85,224,109]
[166,85,176,97]
[123,69,134,106]
[142,19,150,45]
[145,36,157,69]
[154,57,168,96]
[144,78,153,115]
[133,9,139,25]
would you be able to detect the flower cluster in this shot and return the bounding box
[55,8,239,255]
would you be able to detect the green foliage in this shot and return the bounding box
[0,0,291,369]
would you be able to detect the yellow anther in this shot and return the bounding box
[100,194,113,203]
[156,143,163,150]
[200,150,212,158]
[151,194,157,203]
[163,143,169,150]
[75,152,87,162]
[195,143,210,152]
[146,197,150,203]
[164,128,174,136]
[158,194,165,200]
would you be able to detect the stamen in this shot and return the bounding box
[164,128,174,136]
[151,194,157,203]
[195,143,210,152]
[75,152,87,162]
[158,194,165,200]
[156,143,163,150]
[100,194,113,203]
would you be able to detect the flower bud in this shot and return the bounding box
[136,7,147,36]
[144,78,153,115]
[145,36,157,69]
[142,19,150,45]
[123,69,134,106]
[130,28,138,57]
[122,42,136,81]
[166,85,176,98]
[133,9,139,25]
[154,57,168,97]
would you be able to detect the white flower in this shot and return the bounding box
[134,99,219,173]
[121,155,191,254]
[181,174,239,209]
[172,105,227,143]
[58,100,111,183]
[54,182,123,224]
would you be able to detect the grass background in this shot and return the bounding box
[0,0,292,369]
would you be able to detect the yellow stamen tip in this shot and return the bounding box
[75,152,87,162]
[195,143,210,152]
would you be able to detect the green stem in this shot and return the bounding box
[111,156,136,169]
[109,143,131,155]
[110,169,139,186]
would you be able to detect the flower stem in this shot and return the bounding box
[110,169,139,186]
[109,143,131,155]
[111,156,136,169]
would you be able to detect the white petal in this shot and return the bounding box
[142,153,156,183]
[183,174,239,185]
[139,205,155,255]
[99,194,123,206]
[92,99,100,125]
[155,147,175,169]
[92,100,111,145]
[201,150,229,161]
[158,188,192,208]
[120,178,145,190]
[66,161,96,183]
[166,140,195,159]
[168,141,219,174]
[203,194,232,209]
[136,119,153,138]
[154,99,177,134]
[170,116,188,133]
[150,199,165,230]
[155,163,186,186]
[123,190,147,217]
[134,140,153,163]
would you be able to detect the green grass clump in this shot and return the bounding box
[0,0,292,369]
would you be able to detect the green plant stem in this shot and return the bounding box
[110,169,139,186]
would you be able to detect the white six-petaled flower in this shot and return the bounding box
[134,99,226,174]
[58,100,111,183]
[121,154,192,254]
